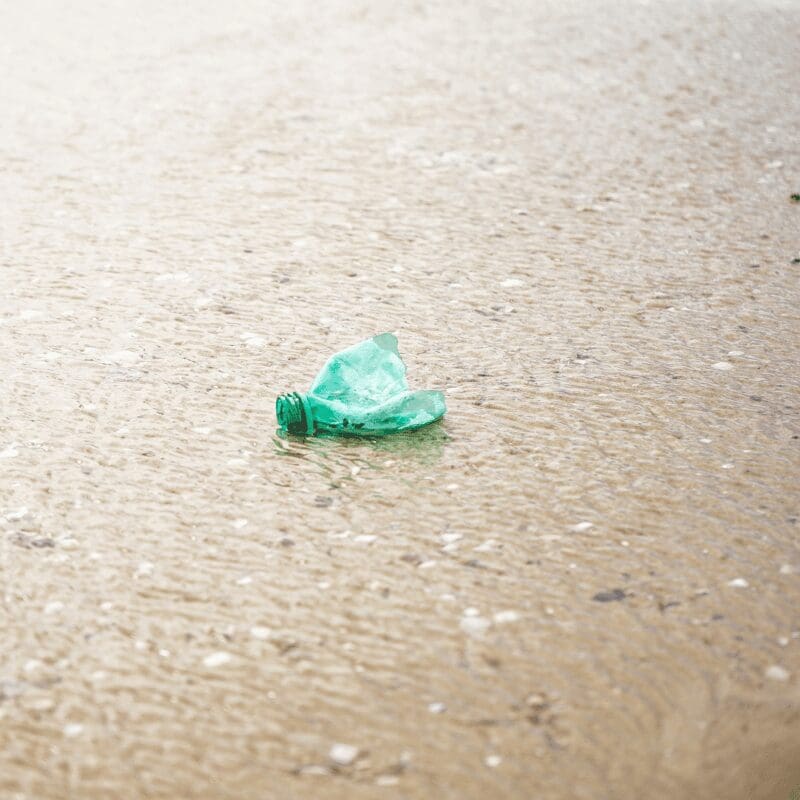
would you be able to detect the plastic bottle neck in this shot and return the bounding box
[276,392,314,435]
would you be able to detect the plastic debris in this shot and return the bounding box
[276,333,446,436]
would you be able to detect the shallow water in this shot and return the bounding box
[1,1,799,798]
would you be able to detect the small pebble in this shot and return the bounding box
[63,723,84,738]
[428,702,446,714]
[779,564,793,575]
[329,743,359,766]
[593,589,626,603]
[44,601,64,614]
[203,651,233,668]
[232,519,248,530]
[485,755,502,768]
[493,610,520,624]
[727,578,749,588]
[712,362,733,371]
[765,665,790,681]
[501,278,524,288]
[249,626,271,640]
[5,507,28,521]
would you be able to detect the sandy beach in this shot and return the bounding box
[1,1,799,798]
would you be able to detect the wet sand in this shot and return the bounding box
[1,1,799,798]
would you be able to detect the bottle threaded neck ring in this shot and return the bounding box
[276,392,312,435]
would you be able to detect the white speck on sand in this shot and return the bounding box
[721,463,734,469]
[236,575,253,585]
[778,637,790,647]
[485,754,502,768]
[5,506,28,521]
[250,626,271,640]
[193,426,213,435]
[428,702,446,714]
[441,533,462,543]
[460,615,491,636]
[727,350,744,356]
[63,723,84,738]
[0,443,19,459]
[727,578,749,588]
[203,651,233,668]
[100,602,113,611]
[501,278,525,288]
[779,564,794,575]
[419,560,438,569]
[493,610,520,624]
[474,539,499,552]
[712,362,733,371]
[155,271,191,283]
[232,519,248,530]
[700,437,712,444]
[58,537,78,550]
[329,743,359,766]
[298,765,331,776]
[354,535,377,544]
[135,561,154,577]
[44,601,64,614]
[570,521,594,533]
[445,483,460,492]
[104,350,140,366]
[241,333,265,348]
[765,665,790,681]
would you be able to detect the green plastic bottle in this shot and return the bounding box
[276,333,446,436]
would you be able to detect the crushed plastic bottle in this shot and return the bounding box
[276,333,446,436]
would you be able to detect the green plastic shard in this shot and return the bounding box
[276,333,446,436]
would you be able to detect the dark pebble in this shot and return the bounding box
[592,588,626,603]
